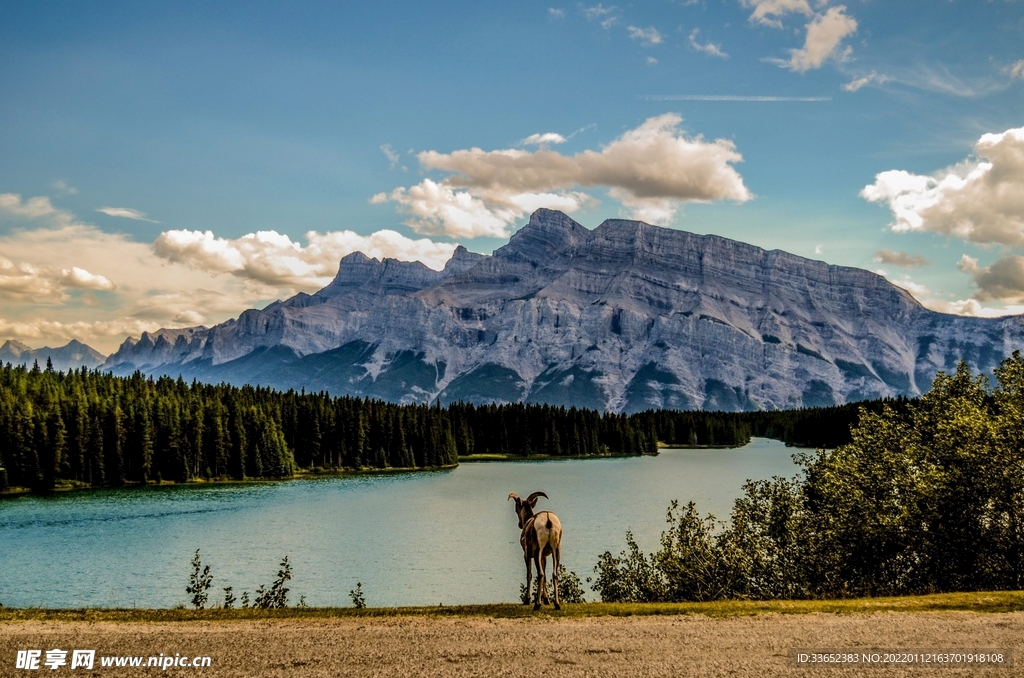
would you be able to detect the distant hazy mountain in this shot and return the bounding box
[104,208,1024,412]
[1,339,107,372]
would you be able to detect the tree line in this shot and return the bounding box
[1,359,898,494]
[593,354,1024,600]
[0,362,654,491]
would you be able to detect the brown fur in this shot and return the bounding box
[509,492,563,610]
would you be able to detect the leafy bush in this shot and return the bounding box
[254,556,292,609]
[520,565,586,604]
[349,582,365,609]
[185,549,213,609]
[555,565,586,603]
[593,355,1024,601]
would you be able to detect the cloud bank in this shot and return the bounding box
[153,228,458,287]
[376,114,752,237]
[861,126,1024,246]
[958,254,1024,304]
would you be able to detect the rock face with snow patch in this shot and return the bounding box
[104,209,1024,412]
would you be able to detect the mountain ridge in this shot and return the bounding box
[0,339,107,371]
[103,209,1024,412]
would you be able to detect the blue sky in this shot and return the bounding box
[1,0,1023,352]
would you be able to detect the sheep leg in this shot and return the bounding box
[534,552,546,610]
[552,543,562,610]
[524,555,533,605]
[540,553,551,604]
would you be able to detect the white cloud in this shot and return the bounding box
[920,298,985,316]
[549,7,566,18]
[582,4,616,20]
[581,3,618,28]
[919,295,1024,318]
[861,126,1024,246]
[873,249,929,268]
[60,267,116,291]
[0,257,64,301]
[0,193,72,223]
[378,180,524,239]
[96,206,159,222]
[688,29,728,58]
[843,71,888,92]
[784,6,857,73]
[153,227,459,286]
[627,26,663,46]
[873,268,1003,317]
[380,143,401,169]
[740,0,813,28]
[1007,60,1024,81]
[520,132,568,146]
[814,244,823,254]
[378,114,752,236]
[0,257,114,302]
[888,275,931,298]
[647,56,658,66]
[643,94,830,102]
[52,180,78,195]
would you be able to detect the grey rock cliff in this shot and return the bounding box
[104,209,1024,411]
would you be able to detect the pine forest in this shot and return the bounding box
[0,359,904,493]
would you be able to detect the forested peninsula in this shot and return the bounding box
[1,360,905,494]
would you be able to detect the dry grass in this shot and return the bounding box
[3,590,1023,623]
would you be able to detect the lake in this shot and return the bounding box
[0,439,803,608]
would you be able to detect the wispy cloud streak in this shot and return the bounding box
[641,95,830,102]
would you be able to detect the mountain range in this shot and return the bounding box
[0,339,107,372]
[102,208,1024,412]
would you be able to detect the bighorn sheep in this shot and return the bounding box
[508,491,562,610]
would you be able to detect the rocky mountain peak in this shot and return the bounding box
[442,245,489,276]
[0,339,32,357]
[495,208,590,263]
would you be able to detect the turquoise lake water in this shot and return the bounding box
[0,438,802,608]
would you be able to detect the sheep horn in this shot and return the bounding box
[526,491,548,503]
[508,493,519,501]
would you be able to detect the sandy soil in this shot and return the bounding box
[1,612,1021,677]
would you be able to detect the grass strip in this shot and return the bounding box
[2,591,1024,623]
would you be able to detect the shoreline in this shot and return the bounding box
[0,464,460,500]
[2,447,701,498]
[0,440,772,499]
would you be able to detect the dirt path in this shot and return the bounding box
[2,612,1021,677]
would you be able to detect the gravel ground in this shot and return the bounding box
[1,612,1021,677]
